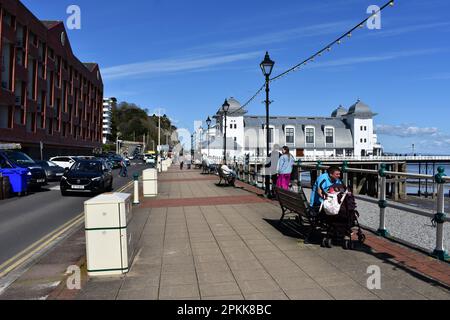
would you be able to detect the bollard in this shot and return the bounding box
[133,173,140,205]
[432,167,449,260]
[377,164,389,237]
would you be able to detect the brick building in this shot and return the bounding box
[0,0,103,158]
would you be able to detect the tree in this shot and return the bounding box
[109,101,179,152]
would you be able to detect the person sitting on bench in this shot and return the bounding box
[221,161,237,185]
[309,166,342,215]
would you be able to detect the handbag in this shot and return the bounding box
[320,191,348,216]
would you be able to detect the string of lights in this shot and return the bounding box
[227,0,394,117]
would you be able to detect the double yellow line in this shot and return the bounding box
[0,180,135,278]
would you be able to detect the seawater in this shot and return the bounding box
[298,163,450,195]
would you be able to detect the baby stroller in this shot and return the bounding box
[319,185,365,250]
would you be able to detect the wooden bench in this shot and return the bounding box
[275,187,312,225]
[216,166,235,187]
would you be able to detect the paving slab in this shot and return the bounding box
[3,167,449,300]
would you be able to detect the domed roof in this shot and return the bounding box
[346,99,376,117]
[216,97,247,116]
[331,105,348,117]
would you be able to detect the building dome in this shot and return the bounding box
[347,99,375,116]
[331,105,347,117]
[216,97,247,116]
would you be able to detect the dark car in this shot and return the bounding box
[60,159,113,196]
[106,155,122,169]
[34,160,65,181]
[0,150,47,189]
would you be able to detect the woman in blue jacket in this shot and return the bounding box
[276,146,295,190]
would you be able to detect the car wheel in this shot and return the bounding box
[61,190,68,197]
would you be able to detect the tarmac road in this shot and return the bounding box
[0,162,147,267]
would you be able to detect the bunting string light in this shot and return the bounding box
[227,0,394,117]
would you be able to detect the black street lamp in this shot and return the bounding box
[191,133,194,161]
[260,51,275,196]
[222,99,230,164]
[206,116,212,157]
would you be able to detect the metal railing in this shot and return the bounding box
[223,156,449,261]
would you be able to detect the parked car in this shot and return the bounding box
[34,160,65,181]
[0,150,47,189]
[145,155,156,165]
[49,156,78,170]
[60,159,113,196]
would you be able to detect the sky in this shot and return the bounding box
[22,0,450,154]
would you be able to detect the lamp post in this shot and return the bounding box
[206,116,212,157]
[222,99,230,164]
[260,51,275,197]
[191,133,194,161]
[199,126,203,157]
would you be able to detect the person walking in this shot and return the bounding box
[179,154,185,170]
[276,146,295,190]
[119,158,128,177]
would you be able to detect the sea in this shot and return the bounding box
[299,163,450,196]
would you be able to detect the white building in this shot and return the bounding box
[203,97,383,159]
[102,97,116,144]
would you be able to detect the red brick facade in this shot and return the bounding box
[0,0,103,158]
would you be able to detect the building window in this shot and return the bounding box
[360,126,363,131]
[364,139,367,143]
[286,127,294,144]
[364,126,367,131]
[360,139,363,143]
[325,128,334,144]
[306,127,314,144]
[269,127,274,143]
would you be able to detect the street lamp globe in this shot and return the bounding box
[206,116,212,127]
[260,51,275,77]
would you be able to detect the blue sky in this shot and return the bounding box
[22,0,450,154]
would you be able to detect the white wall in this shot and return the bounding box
[352,117,374,156]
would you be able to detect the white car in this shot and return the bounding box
[49,156,78,169]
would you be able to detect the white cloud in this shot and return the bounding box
[368,21,450,38]
[199,21,351,52]
[307,48,446,69]
[377,124,450,153]
[102,51,261,80]
[376,124,439,137]
[422,72,450,80]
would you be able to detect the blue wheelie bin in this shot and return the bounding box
[0,168,29,195]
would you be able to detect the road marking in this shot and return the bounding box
[0,180,135,279]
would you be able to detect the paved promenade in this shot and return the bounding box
[1,166,449,300]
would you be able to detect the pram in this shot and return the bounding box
[318,185,366,249]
